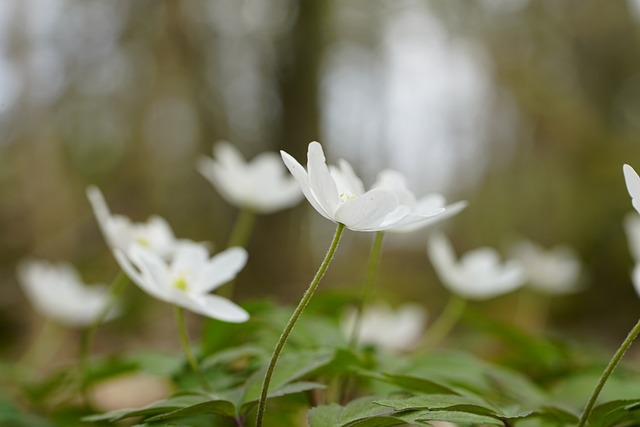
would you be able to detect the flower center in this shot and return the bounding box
[173,276,189,291]
[339,192,356,203]
[135,235,150,247]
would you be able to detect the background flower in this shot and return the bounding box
[87,186,183,258]
[427,232,526,300]
[197,142,303,214]
[115,242,249,322]
[623,164,640,216]
[342,302,427,352]
[511,239,582,295]
[17,259,118,327]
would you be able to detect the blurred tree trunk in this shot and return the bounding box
[276,0,328,158]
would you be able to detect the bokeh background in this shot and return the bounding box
[2,0,640,357]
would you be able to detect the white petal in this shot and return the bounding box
[307,142,341,218]
[86,186,116,247]
[192,247,248,293]
[427,232,460,288]
[171,242,209,275]
[181,293,250,322]
[633,264,640,298]
[125,246,172,300]
[624,164,640,215]
[281,149,333,220]
[333,159,365,196]
[334,189,400,231]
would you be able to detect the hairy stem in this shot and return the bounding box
[577,317,640,427]
[255,223,345,427]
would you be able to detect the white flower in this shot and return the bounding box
[632,264,640,297]
[342,302,427,352]
[86,186,182,258]
[624,213,640,264]
[17,259,118,327]
[197,142,303,214]
[510,239,582,295]
[115,242,249,322]
[623,164,640,215]
[427,232,526,300]
[371,169,467,233]
[280,142,448,232]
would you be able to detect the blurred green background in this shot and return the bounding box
[1,0,640,358]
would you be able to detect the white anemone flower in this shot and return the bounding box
[510,239,582,295]
[280,142,447,232]
[115,242,249,322]
[17,259,118,327]
[197,142,303,214]
[632,264,640,298]
[87,186,182,258]
[623,164,640,215]
[342,302,427,352]
[371,169,467,233]
[624,213,640,264]
[427,232,526,300]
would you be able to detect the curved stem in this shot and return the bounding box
[421,295,467,350]
[577,317,640,427]
[174,306,210,390]
[256,223,345,427]
[349,231,385,347]
[80,271,129,367]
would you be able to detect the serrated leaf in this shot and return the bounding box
[410,409,504,425]
[83,393,211,422]
[359,371,460,395]
[375,394,500,418]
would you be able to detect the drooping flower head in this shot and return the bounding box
[115,242,249,322]
[17,259,119,327]
[427,232,526,300]
[342,302,427,352]
[280,142,457,232]
[510,239,582,295]
[197,142,303,214]
[86,186,183,259]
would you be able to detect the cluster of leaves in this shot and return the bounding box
[3,296,640,427]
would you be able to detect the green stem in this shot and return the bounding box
[349,231,385,347]
[421,295,467,350]
[577,317,640,427]
[175,306,210,390]
[256,223,345,427]
[219,209,257,299]
[19,319,66,370]
[80,271,129,367]
[227,208,257,248]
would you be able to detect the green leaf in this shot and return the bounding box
[144,399,236,422]
[241,348,336,407]
[83,393,212,422]
[308,397,408,427]
[375,394,501,418]
[410,410,504,426]
[588,399,640,427]
[359,371,461,395]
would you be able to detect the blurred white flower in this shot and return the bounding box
[17,259,118,327]
[371,169,467,233]
[623,164,640,215]
[510,240,582,295]
[280,142,448,232]
[427,232,526,300]
[632,264,640,297]
[624,213,640,264]
[115,242,249,322]
[197,142,303,214]
[86,186,182,258]
[342,302,427,352]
